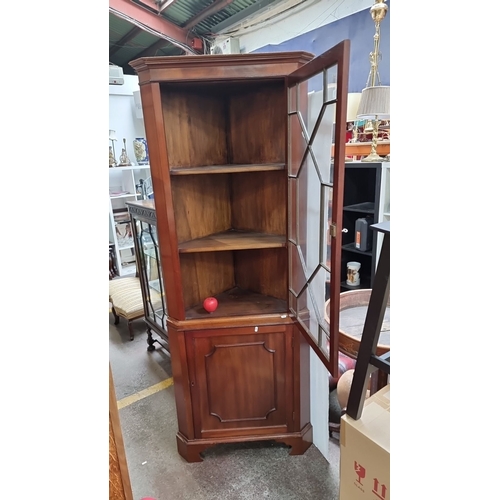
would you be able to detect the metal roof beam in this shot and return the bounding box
[183,0,235,30]
[109,0,193,51]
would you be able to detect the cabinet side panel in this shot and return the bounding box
[168,327,196,439]
[180,252,235,310]
[171,175,231,243]
[234,248,287,301]
[161,87,228,168]
[229,83,286,164]
[297,325,311,432]
[140,83,185,318]
[231,170,286,234]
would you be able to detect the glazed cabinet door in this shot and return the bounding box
[287,40,350,378]
[186,325,292,440]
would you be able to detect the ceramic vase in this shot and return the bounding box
[133,137,149,165]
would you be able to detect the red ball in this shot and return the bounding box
[203,297,218,313]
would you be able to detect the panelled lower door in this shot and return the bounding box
[287,40,350,379]
[187,326,291,439]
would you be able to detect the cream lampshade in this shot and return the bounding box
[357,86,390,120]
[346,93,362,122]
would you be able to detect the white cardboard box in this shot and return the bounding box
[339,384,390,500]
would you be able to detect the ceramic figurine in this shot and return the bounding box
[119,138,132,166]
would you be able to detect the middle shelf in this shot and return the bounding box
[178,230,286,253]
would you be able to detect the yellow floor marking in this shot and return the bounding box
[117,377,174,410]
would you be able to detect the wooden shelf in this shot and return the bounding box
[178,230,286,253]
[332,141,390,157]
[342,242,373,257]
[109,165,150,171]
[185,287,287,320]
[170,163,285,175]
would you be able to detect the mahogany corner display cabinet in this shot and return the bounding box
[130,41,350,463]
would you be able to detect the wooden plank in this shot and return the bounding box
[333,141,390,157]
[178,231,285,253]
[109,366,133,500]
[232,170,287,235]
[171,175,231,244]
[229,82,286,165]
[170,163,285,175]
[235,248,288,301]
[162,88,228,169]
[180,252,235,310]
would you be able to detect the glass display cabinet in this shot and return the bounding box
[126,199,169,352]
[129,40,349,462]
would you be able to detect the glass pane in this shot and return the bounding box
[310,102,335,184]
[138,220,167,330]
[296,265,331,359]
[289,243,307,297]
[288,112,308,177]
[321,183,333,271]
[295,150,321,277]
[288,178,297,243]
[325,65,338,103]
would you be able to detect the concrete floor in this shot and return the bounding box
[110,316,341,500]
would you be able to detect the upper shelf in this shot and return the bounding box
[109,165,150,171]
[170,163,285,175]
[178,230,286,253]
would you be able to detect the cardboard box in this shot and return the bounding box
[339,384,390,500]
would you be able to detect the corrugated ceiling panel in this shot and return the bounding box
[194,0,256,33]
[109,13,136,42]
[162,0,255,33]
[162,0,214,25]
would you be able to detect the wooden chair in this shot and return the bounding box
[109,277,160,341]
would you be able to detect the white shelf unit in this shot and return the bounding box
[109,165,151,276]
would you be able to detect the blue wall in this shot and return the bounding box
[251,1,390,93]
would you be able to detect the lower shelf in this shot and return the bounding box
[340,281,371,291]
[342,242,373,257]
[185,287,287,320]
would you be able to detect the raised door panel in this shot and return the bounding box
[188,326,291,439]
